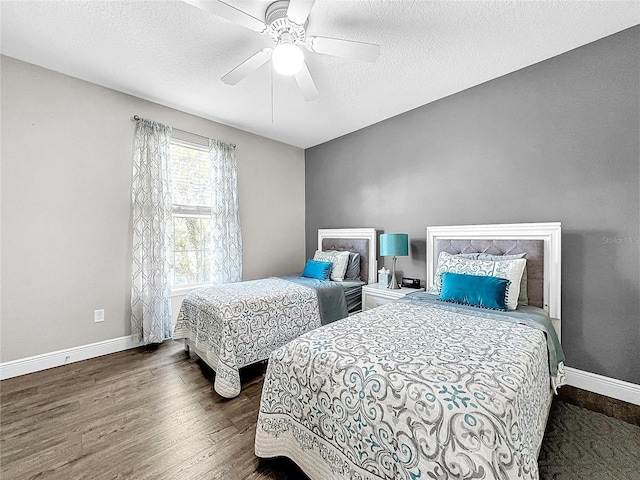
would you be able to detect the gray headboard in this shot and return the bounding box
[318,228,377,284]
[434,239,544,309]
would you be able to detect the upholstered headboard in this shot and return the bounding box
[426,223,562,341]
[434,239,544,309]
[318,228,377,284]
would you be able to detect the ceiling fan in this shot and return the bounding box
[184,0,381,101]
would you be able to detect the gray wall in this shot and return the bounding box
[305,27,639,384]
[1,56,306,363]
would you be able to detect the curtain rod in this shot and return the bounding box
[132,115,236,148]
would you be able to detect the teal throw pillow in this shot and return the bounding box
[440,272,510,311]
[302,260,333,280]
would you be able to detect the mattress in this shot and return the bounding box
[341,280,365,313]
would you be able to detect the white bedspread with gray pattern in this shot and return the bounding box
[255,299,566,480]
[173,278,322,398]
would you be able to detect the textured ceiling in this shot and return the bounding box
[2,1,639,148]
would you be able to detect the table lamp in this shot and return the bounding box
[379,233,409,289]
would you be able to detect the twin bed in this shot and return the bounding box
[173,228,377,398]
[254,222,565,480]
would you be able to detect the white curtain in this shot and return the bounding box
[210,140,242,284]
[130,119,173,344]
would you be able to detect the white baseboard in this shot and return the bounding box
[0,335,144,380]
[565,366,640,406]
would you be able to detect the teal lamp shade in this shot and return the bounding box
[380,233,408,289]
[380,233,409,257]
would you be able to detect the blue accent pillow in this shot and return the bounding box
[302,260,333,280]
[439,272,510,311]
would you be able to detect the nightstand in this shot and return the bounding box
[362,283,424,311]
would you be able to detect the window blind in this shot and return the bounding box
[170,141,212,216]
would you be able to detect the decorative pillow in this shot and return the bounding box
[301,260,333,280]
[428,252,495,294]
[345,252,361,280]
[440,272,510,311]
[312,250,350,281]
[491,259,526,310]
[457,252,529,305]
[428,251,525,310]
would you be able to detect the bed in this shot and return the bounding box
[254,222,566,480]
[172,228,377,398]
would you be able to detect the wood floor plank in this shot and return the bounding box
[1,434,83,480]
[64,406,232,480]
[124,425,238,479]
[1,401,81,462]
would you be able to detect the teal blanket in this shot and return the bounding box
[280,276,348,325]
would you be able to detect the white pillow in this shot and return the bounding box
[428,252,526,310]
[492,259,527,310]
[457,252,529,305]
[312,250,350,281]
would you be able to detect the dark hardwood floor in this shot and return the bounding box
[0,341,306,480]
[3,341,638,479]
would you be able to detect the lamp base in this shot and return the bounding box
[388,256,401,289]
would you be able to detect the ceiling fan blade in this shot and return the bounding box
[306,36,380,62]
[286,0,316,25]
[221,49,272,85]
[184,0,267,34]
[294,62,318,101]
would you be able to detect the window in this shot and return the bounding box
[169,133,213,288]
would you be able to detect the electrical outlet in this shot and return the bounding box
[94,309,105,323]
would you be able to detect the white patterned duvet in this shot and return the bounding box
[255,299,566,480]
[173,278,322,398]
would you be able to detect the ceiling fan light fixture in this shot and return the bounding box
[272,41,304,76]
[187,0,380,100]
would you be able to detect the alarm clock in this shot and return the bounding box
[401,278,421,289]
